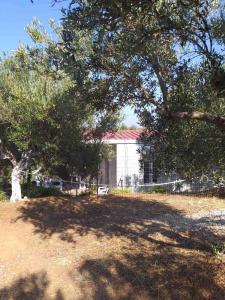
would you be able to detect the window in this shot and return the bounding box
[153,164,158,183]
[143,161,153,184]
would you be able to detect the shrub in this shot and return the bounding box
[211,242,225,256]
[111,188,132,195]
[22,185,63,198]
[79,188,95,196]
[146,186,166,194]
[0,190,7,201]
[89,186,97,195]
[174,182,184,192]
[212,170,225,187]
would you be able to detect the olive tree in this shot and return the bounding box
[0,21,120,201]
[56,0,224,176]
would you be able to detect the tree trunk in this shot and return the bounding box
[9,152,32,202]
[0,147,32,201]
[10,164,23,202]
[166,111,225,130]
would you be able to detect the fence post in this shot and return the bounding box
[96,174,99,200]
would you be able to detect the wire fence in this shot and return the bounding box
[56,177,219,198]
[28,167,223,200]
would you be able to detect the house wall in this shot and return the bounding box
[99,136,213,193]
[99,144,117,186]
[108,154,117,186]
[116,143,141,187]
[99,142,142,187]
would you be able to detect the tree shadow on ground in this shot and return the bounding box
[179,189,225,199]
[10,195,225,299]
[0,272,64,300]
[77,249,225,300]
[16,195,224,250]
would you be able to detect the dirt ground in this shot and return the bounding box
[0,193,225,300]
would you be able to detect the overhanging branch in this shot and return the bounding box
[0,144,17,165]
[166,111,225,130]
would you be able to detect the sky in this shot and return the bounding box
[0,0,139,126]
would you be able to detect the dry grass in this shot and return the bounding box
[0,193,225,299]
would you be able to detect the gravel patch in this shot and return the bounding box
[148,209,225,238]
[186,209,225,231]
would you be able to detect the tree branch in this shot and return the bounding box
[151,57,168,106]
[0,144,17,165]
[166,111,225,130]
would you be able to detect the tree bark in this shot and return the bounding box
[9,151,32,202]
[166,111,225,130]
[0,145,32,201]
[10,164,23,202]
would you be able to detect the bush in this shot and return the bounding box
[22,184,63,198]
[174,182,184,192]
[79,187,96,196]
[211,242,225,256]
[146,186,166,194]
[111,188,132,195]
[0,190,7,201]
[89,186,97,195]
[212,170,225,187]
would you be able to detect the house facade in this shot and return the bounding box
[99,130,155,187]
[98,129,213,193]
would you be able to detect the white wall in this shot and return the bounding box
[99,140,143,187]
[116,143,141,186]
[99,145,117,186]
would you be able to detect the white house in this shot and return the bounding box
[98,129,212,193]
[99,129,156,187]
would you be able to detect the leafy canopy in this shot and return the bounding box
[0,20,120,179]
[57,0,225,176]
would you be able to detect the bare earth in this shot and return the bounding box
[0,193,225,300]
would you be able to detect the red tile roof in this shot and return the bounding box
[102,129,143,140]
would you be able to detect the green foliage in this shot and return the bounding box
[141,67,225,177]
[0,190,7,201]
[119,124,140,130]
[59,0,225,176]
[0,20,121,198]
[25,20,120,180]
[111,188,132,195]
[210,170,225,196]
[0,42,72,169]
[22,184,63,198]
[212,170,225,186]
[79,189,94,196]
[211,242,225,256]
[89,186,97,195]
[145,186,166,194]
[0,161,11,185]
[174,182,184,192]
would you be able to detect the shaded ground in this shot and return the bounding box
[0,193,225,299]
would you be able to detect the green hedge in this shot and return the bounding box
[145,186,167,194]
[0,190,7,201]
[111,188,132,195]
[22,184,63,198]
